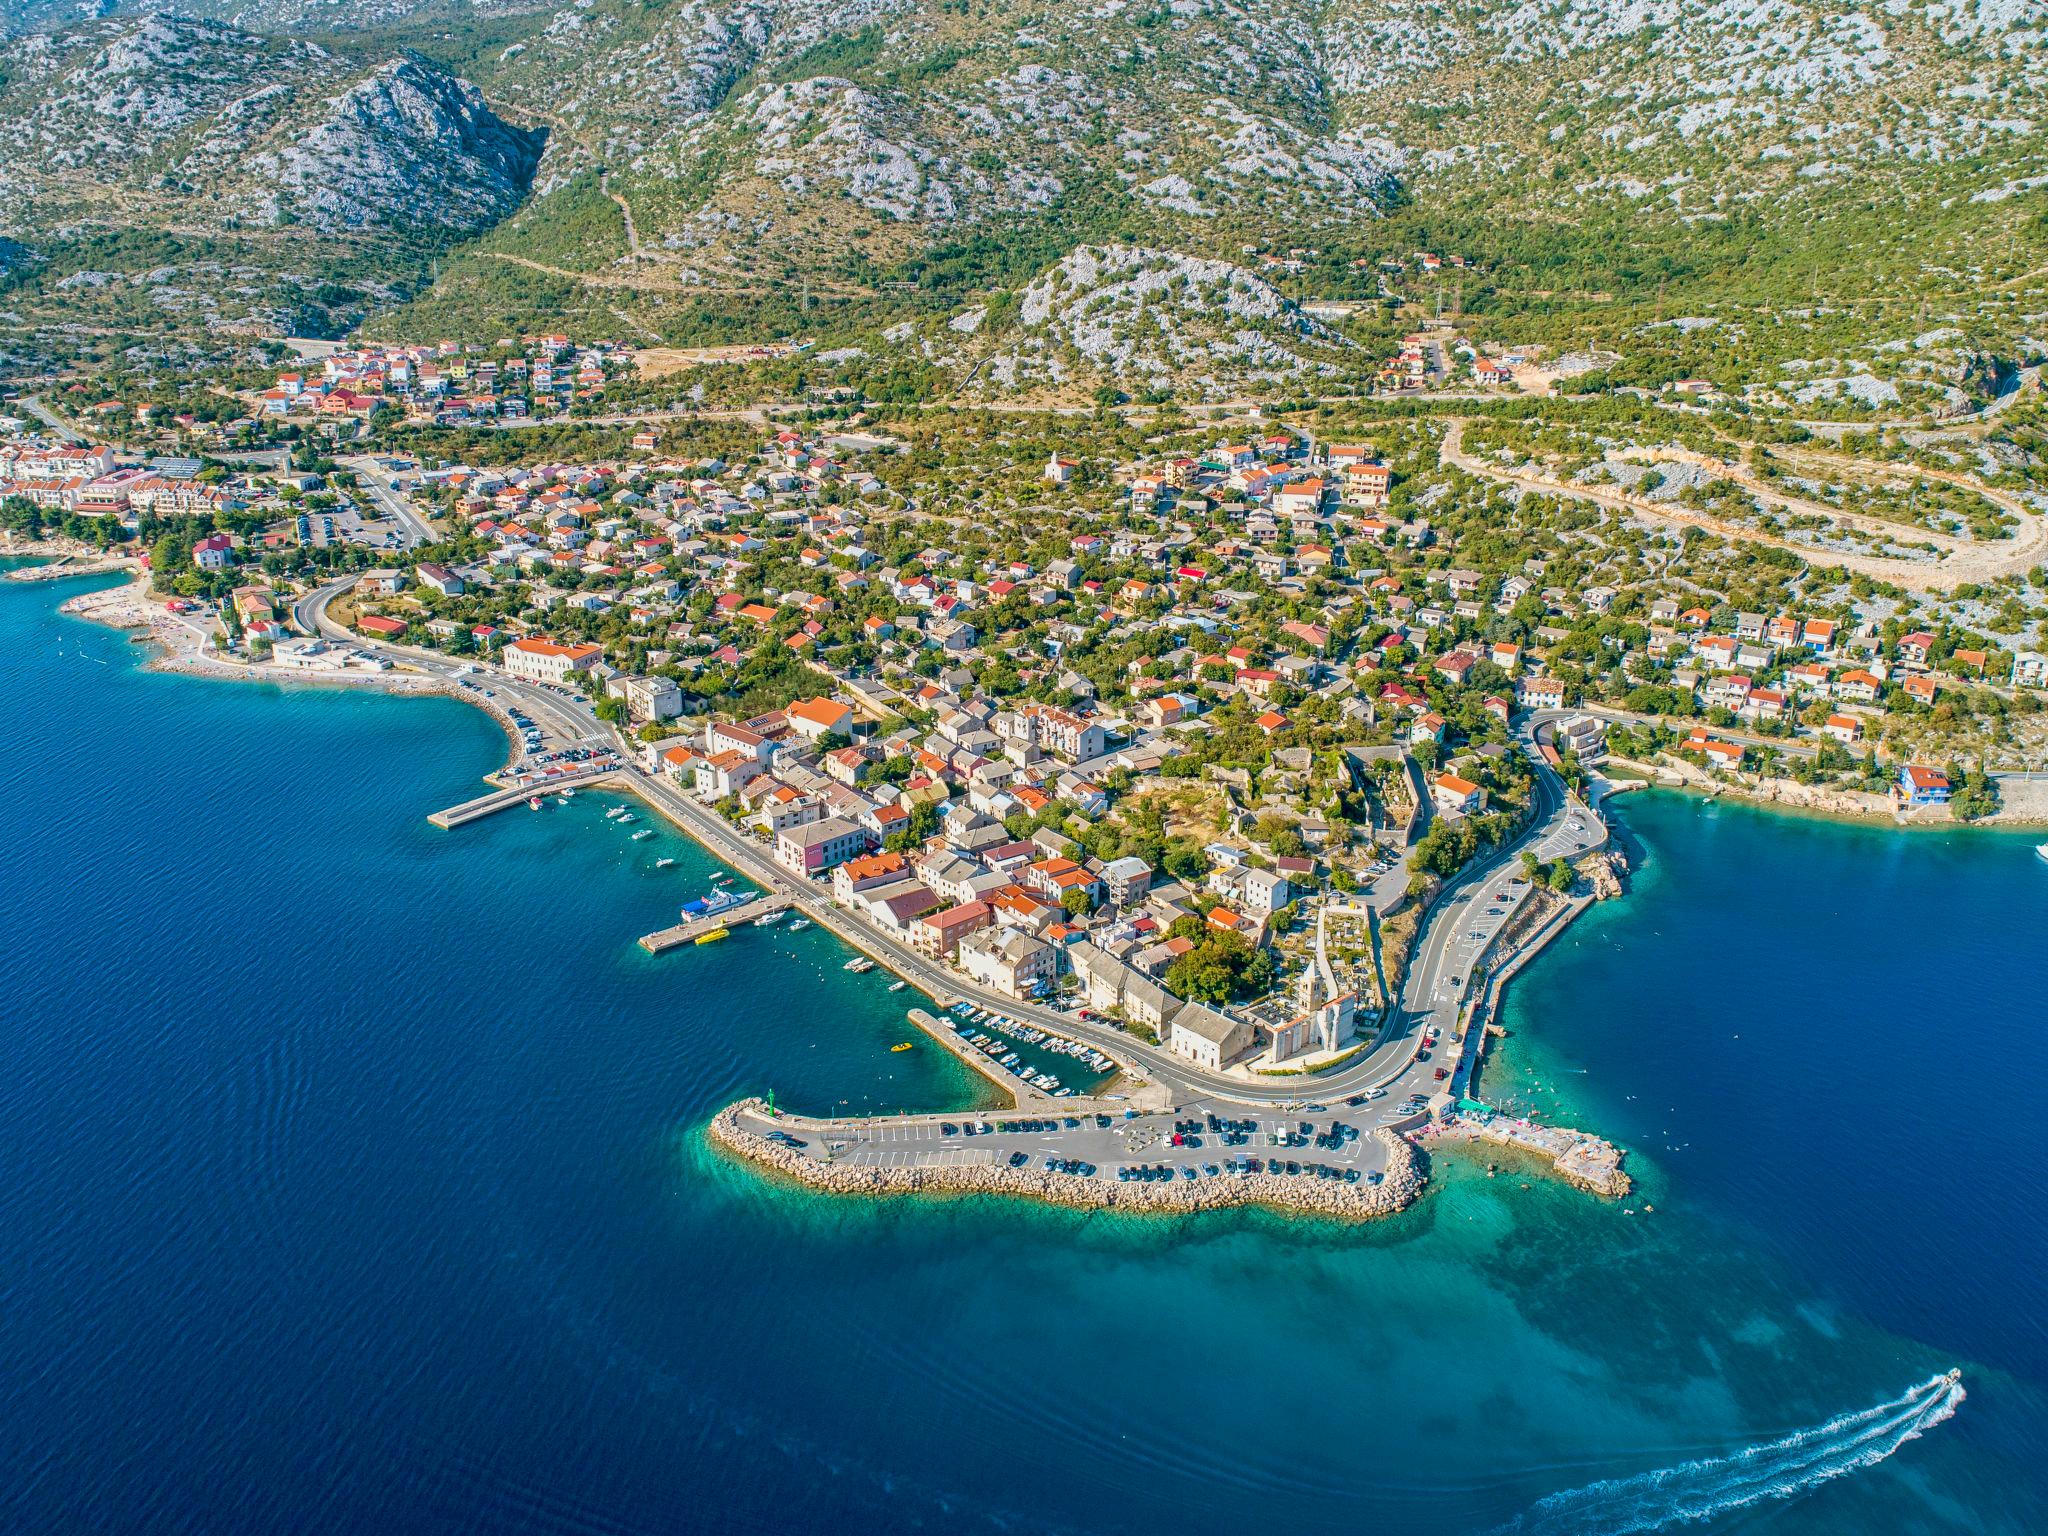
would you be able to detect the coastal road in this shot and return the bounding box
[612,717,1599,1115]
[1395,726,1607,1102]
[294,578,602,752]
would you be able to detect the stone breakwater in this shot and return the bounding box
[708,1100,1428,1222]
[1425,1114,1632,1198]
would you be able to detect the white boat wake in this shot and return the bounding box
[1492,1371,1964,1535]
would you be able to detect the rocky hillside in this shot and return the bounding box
[945,246,1356,400]
[0,15,542,344]
[0,0,551,41]
[0,17,541,235]
[0,0,2041,389]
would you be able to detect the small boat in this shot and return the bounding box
[527,796,542,810]
[605,807,626,820]
[844,957,875,974]
[787,917,811,932]
[754,910,784,927]
[617,812,636,824]
[890,1042,914,1053]
[887,980,907,993]
[694,927,730,945]
[631,828,655,841]
[655,857,676,869]
[2036,843,2048,864]
[557,788,574,799]
[555,794,571,805]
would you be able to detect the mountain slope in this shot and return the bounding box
[0,0,2041,391]
[0,15,544,344]
[0,17,542,236]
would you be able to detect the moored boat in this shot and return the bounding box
[694,927,729,945]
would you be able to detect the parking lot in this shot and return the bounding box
[786,1105,1407,1187]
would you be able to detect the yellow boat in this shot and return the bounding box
[890,1041,914,1053]
[694,927,730,945]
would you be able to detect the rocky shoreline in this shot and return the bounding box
[708,1099,1429,1221]
[1606,755,2048,830]
[1423,1114,1633,1199]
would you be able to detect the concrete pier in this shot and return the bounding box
[639,897,789,952]
[428,768,610,828]
[906,1007,1057,1108]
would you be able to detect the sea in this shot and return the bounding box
[2,562,2042,1536]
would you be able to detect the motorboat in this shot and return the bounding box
[655,857,676,869]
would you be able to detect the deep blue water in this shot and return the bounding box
[2,565,2043,1535]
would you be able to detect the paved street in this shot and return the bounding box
[294,578,605,757]
[341,454,441,550]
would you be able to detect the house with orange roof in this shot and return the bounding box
[785,695,853,742]
[1429,772,1484,817]
[913,900,992,958]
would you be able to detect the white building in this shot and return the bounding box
[958,929,1056,1000]
[504,637,603,685]
[620,674,683,722]
[1168,1002,1252,1071]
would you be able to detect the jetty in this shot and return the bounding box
[427,767,609,827]
[639,897,788,952]
[905,1006,1058,1107]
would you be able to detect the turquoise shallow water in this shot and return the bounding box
[1,563,2042,1535]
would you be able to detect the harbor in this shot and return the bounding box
[902,1007,1125,1107]
[412,721,1636,1220]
